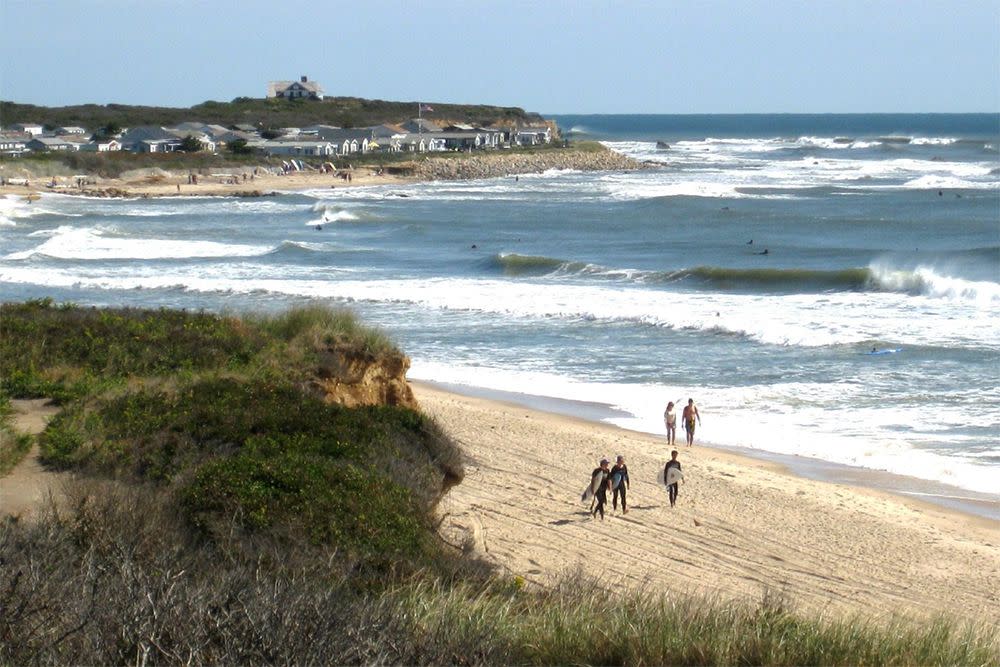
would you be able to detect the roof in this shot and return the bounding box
[302,124,341,133]
[28,137,74,146]
[402,118,441,133]
[120,126,179,143]
[367,123,407,138]
[261,140,334,148]
[268,79,325,96]
[311,128,371,142]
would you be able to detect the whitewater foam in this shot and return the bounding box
[4,226,273,260]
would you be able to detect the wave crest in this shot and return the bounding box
[869,263,1000,303]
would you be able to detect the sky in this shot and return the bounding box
[1,0,997,114]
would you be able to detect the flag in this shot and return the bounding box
[419,103,434,112]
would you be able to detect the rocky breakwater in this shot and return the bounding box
[411,145,645,181]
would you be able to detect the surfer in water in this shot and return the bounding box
[611,455,630,514]
[682,398,701,446]
[592,458,612,520]
[664,450,684,507]
[664,401,677,445]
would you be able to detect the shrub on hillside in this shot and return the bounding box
[39,376,461,556]
[0,393,32,475]
[0,299,264,399]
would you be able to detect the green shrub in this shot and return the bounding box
[37,406,89,469]
[0,394,32,475]
[35,375,458,560]
[1,301,261,390]
[183,453,425,555]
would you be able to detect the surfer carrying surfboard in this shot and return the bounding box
[591,458,612,520]
[682,398,701,446]
[610,455,630,514]
[664,450,684,507]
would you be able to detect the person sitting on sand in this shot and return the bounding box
[664,401,677,445]
[664,450,684,508]
[682,398,701,446]
[611,455,630,514]
[591,458,612,520]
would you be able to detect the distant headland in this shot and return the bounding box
[0,89,645,198]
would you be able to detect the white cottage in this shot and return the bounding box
[267,76,325,101]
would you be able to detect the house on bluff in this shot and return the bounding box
[267,76,324,101]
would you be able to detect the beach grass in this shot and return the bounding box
[387,574,999,666]
[0,393,32,475]
[2,485,995,665]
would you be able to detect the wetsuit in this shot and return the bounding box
[591,468,609,519]
[610,463,629,512]
[665,459,682,507]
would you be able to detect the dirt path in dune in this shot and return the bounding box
[1,399,67,518]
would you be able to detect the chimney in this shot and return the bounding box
[301,75,307,83]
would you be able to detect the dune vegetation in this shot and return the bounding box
[1,299,996,665]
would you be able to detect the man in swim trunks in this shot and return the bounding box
[610,454,630,514]
[682,398,701,446]
[663,401,677,445]
[664,450,684,507]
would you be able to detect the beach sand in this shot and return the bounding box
[415,382,1000,624]
[0,166,416,200]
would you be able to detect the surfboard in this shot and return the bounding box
[665,467,683,486]
[581,470,605,502]
[611,471,623,490]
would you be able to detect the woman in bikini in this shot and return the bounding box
[663,401,677,445]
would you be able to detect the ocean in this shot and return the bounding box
[2,113,998,513]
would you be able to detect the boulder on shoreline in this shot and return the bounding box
[411,147,646,181]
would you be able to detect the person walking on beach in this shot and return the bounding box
[610,455,630,514]
[682,398,701,446]
[664,401,677,445]
[591,458,612,520]
[664,450,684,507]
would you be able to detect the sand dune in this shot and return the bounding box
[417,382,1000,624]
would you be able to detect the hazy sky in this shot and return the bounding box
[1,0,997,114]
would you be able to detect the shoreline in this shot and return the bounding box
[0,145,645,200]
[417,380,1000,523]
[413,380,1000,623]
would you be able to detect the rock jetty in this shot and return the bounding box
[410,146,646,181]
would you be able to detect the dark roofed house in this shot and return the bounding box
[27,137,79,152]
[267,76,325,101]
[401,118,441,134]
[119,126,184,153]
[0,132,29,156]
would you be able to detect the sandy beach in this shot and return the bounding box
[415,382,1000,625]
[0,165,416,200]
